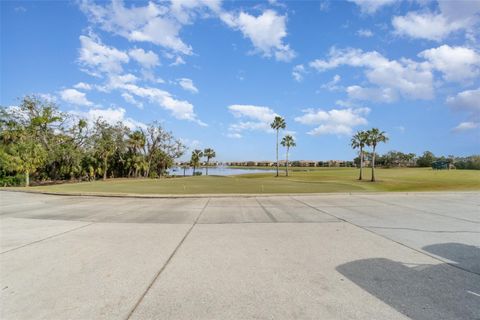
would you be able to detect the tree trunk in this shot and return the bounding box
[371,145,376,182]
[25,170,30,187]
[286,147,289,177]
[276,130,279,177]
[359,147,363,180]
[103,158,108,181]
[192,165,195,176]
[206,159,209,176]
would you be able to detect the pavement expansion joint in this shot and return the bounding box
[125,198,211,320]
[0,222,95,255]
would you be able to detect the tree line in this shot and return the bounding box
[0,96,186,186]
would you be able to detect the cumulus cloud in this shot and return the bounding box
[78,34,129,76]
[177,78,198,94]
[447,88,480,115]
[227,104,279,137]
[309,47,433,102]
[292,64,306,82]
[356,29,373,37]
[419,45,480,83]
[221,10,295,61]
[392,1,480,41]
[79,0,194,55]
[295,107,370,136]
[348,0,396,14]
[110,79,205,125]
[73,82,93,90]
[452,121,479,132]
[321,74,342,92]
[70,106,146,130]
[447,88,480,132]
[59,88,94,106]
[128,48,160,68]
[121,92,143,109]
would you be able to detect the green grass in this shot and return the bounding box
[12,167,480,195]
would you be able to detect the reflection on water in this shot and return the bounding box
[169,166,276,176]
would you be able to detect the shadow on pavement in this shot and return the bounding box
[423,242,480,275]
[336,243,480,320]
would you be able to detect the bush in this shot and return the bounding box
[0,174,25,187]
[193,171,202,176]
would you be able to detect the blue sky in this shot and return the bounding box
[1,0,479,161]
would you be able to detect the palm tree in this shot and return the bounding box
[190,149,203,176]
[281,135,296,177]
[203,148,216,176]
[350,130,368,180]
[366,128,389,182]
[270,116,286,177]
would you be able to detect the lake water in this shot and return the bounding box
[169,166,276,176]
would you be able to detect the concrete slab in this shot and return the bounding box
[1,191,479,320]
[0,218,90,253]
[0,222,191,320]
[199,205,272,224]
[130,223,480,320]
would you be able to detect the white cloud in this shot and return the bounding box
[177,78,199,94]
[108,79,206,126]
[452,121,479,132]
[78,34,129,76]
[419,45,480,83]
[320,74,342,91]
[73,82,92,90]
[348,0,396,14]
[59,88,94,106]
[392,1,480,41]
[310,47,434,102]
[128,48,160,68]
[356,29,373,37]
[295,107,370,136]
[447,88,480,132]
[392,12,464,42]
[121,92,143,109]
[446,88,480,114]
[71,107,146,130]
[227,104,279,136]
[292,64,306,82]
[346,86,397,103]
[221,10,295,61]
[170,56,186,66]
[79,0,193,55]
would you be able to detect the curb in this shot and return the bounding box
[1,188,478,199]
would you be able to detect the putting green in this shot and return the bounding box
[16,167,480,195]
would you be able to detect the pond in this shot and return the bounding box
[169,166,276,176]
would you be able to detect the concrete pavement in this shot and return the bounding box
[0,191,479,319]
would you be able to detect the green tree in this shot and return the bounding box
[127,130,146,177]
[0,96,65,186]
[270,116,286,177]
[350,130,369,180]
[417,151,436,167]
[203,148,216,176]
[190,149,203,176]
[366,128,389,182]
[91,120,129,180]
[280,135,296,177]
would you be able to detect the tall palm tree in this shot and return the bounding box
[270,116,286,177]
[190,149,203,176]
[281,135,296,177]
[366,128,389,182]
[203,148,216,176]
[350,130,368,180]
